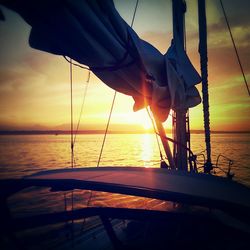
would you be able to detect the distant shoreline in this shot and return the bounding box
[0,130,249,135]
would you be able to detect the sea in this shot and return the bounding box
[0,133,250,249]
[0,133,250,185]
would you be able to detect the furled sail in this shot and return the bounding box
[0,0,201,122]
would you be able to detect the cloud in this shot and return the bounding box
[209,17,249,33]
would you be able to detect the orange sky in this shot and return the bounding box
[0,0,249,132]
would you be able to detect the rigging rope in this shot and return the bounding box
[198,0,212,172]
[64,54,136,73]
[73,71,91,146]
[156,132,195,157]
[97,91,117,167]
[131,0,139,27]
[96,0,139,167]
[219,0,250,96]
[65,15,92,242]
[64,56,89,70]
[146,107,164,161]
[69,59,75,245]
[66,57,91,167]
[70,58,74,169]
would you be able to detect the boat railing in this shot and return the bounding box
[215,154,234,179]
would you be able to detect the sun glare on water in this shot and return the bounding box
[141,134,154,167]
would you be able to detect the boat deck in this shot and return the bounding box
[25,167,250,211]
[1,167,249,217]
[1,167,250,249]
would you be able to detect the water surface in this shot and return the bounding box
[0,133,249,249]
[0,133,249,185]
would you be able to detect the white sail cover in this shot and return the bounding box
[0,0,201,122]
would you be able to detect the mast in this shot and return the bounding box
[172,0,189,171]
[198,0,213,173]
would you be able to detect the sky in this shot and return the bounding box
[0,0,249,132]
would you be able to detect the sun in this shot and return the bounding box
[135,109,153,131]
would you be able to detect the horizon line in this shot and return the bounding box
[0,129,250,135]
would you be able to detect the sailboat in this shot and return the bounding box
[0,0,250,249]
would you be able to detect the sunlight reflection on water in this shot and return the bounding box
[141,134,154,167]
